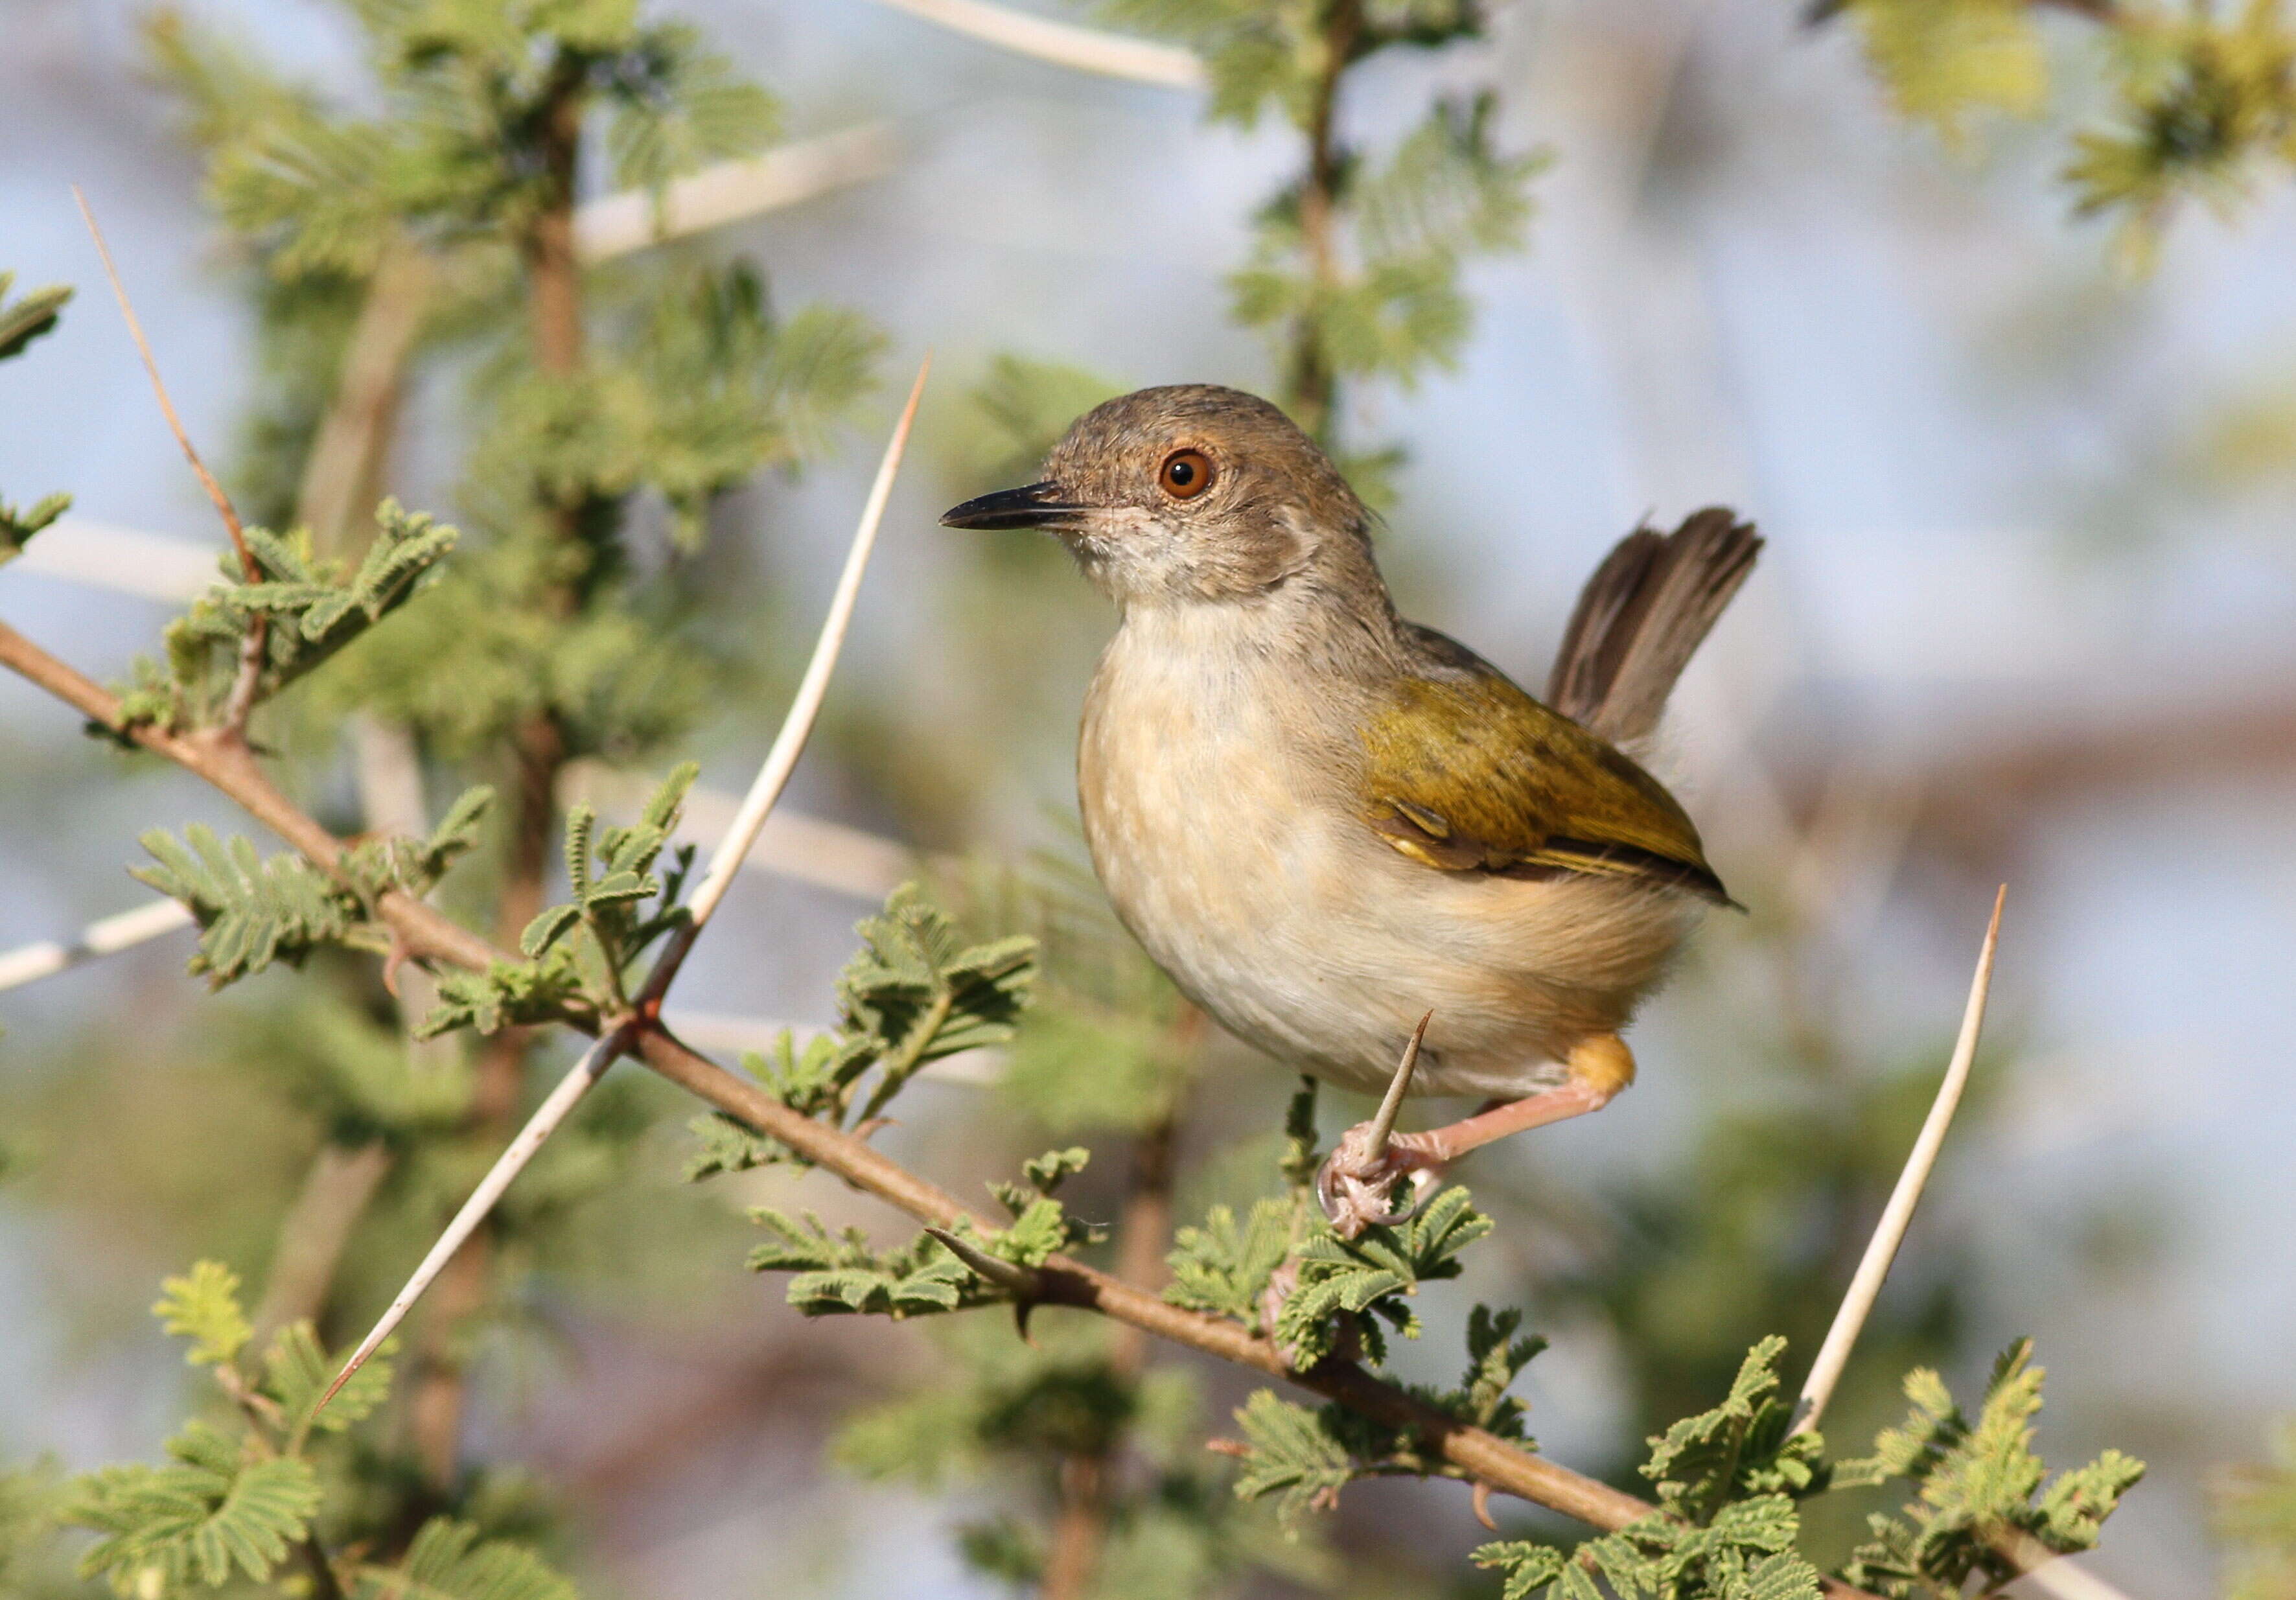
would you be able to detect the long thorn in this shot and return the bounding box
[655,353,929,958]
[310,1026,630,1420]
[1365,1012,1432,1165]
[924,1226,1043,1299]
[310,371,927,1419]
[71,187,253,580]
[1791,886,2006,1436]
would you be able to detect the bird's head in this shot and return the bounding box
[941,384,1376,606]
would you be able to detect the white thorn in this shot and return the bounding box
[314,1028,626,1413]
[574,124,900,263]
[0,898,193,992]
[312,373,929,1417]
[1792,886,2006,1436]
[858,0,1205,87]
[675,355,929,937]
[1365,1012,1432,1164]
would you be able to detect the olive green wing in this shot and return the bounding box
[1358,629,1731,904]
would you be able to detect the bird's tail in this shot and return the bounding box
[1544,507,1761,747]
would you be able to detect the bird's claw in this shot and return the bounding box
[1314,1124,1442,1238]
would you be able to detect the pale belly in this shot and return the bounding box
[1078,624,1698,1102]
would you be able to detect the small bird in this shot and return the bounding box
[943,385,1758,1235]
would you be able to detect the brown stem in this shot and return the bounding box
[405,49,588,1483]
[0,620,502,975]
[1287,0,1361,442]
[1043,1098,1183,1600]
[253,1142,396,1347]
[1041,1454,1110,1600]
[71,187,270,732]
[524,53,588,379]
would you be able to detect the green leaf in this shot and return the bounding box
[1472,1540,1570,1600]
[0,274,71,362]
[65,1424,322,1592]
[1274,1185,1490,1368]
[1164,1198,1292,1325]
[520,903,582,958]
[347,1517,575,1600]
[746,1209,993,1319]
[1,489,69,562]
[1226,1391,1356,1523]
[1840,0,2048,146]
[1021,1146,1091,1194]
[116,499,457,730]
[681,1111,783,1181]
[1643,1334,1795,1522]
[132,825,364,986]
[1841,1339,2146,1599]
[261,1322,393,1435]
[152,1262,251,1368]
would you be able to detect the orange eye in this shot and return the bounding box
[1158,448,1214,500]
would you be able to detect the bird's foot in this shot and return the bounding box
[1315,1126,1444,1239]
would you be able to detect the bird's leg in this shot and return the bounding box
[1316,1032,1636,1238]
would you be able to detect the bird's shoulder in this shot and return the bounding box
[1353,623,1729,902]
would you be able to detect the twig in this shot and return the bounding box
[1791,886,2006,1435]
[574,123,900,262]
[71,189,251,578]
[72,187,269,732]
[642,354,931,980]
[313,358,929,1415]
[0,898,192,992]
[858,0,1205,87]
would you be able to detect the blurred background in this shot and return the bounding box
[2,1,2293,1597]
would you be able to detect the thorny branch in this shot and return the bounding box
[0,603,1929,1599]
[73,189,270,734]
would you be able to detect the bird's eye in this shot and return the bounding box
[1157,448,1214,500]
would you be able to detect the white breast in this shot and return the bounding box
[1078,603,1698,1102]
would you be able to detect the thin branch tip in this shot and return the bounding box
[71,186,252,575]
[1792,886,2007,1435]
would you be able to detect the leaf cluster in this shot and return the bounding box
[53,1261,423,1599]
[421,765,697,1036]
[1835,1339,2146,1599]
[0,272,73,558]
[113,498,458,732]
[1273,1184,1492,1367]
[1222,1302,1544,1524]
[684,883,1036,1174]
[837,1318,1337,1597]
[1829,0,2296,265]
[132,785,491,989]
[745,1146,1094,1319]
[1474,1339,1825,1600]
[1232,93,1546,397]
[150,0,775,280]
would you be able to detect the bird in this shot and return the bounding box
[942,384,1759,1235]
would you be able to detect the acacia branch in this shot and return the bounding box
[0,607,1885,1570]
[0,515,1914,1593]
[73,188,268,733]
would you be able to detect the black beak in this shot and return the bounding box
[940,481,1085,531]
